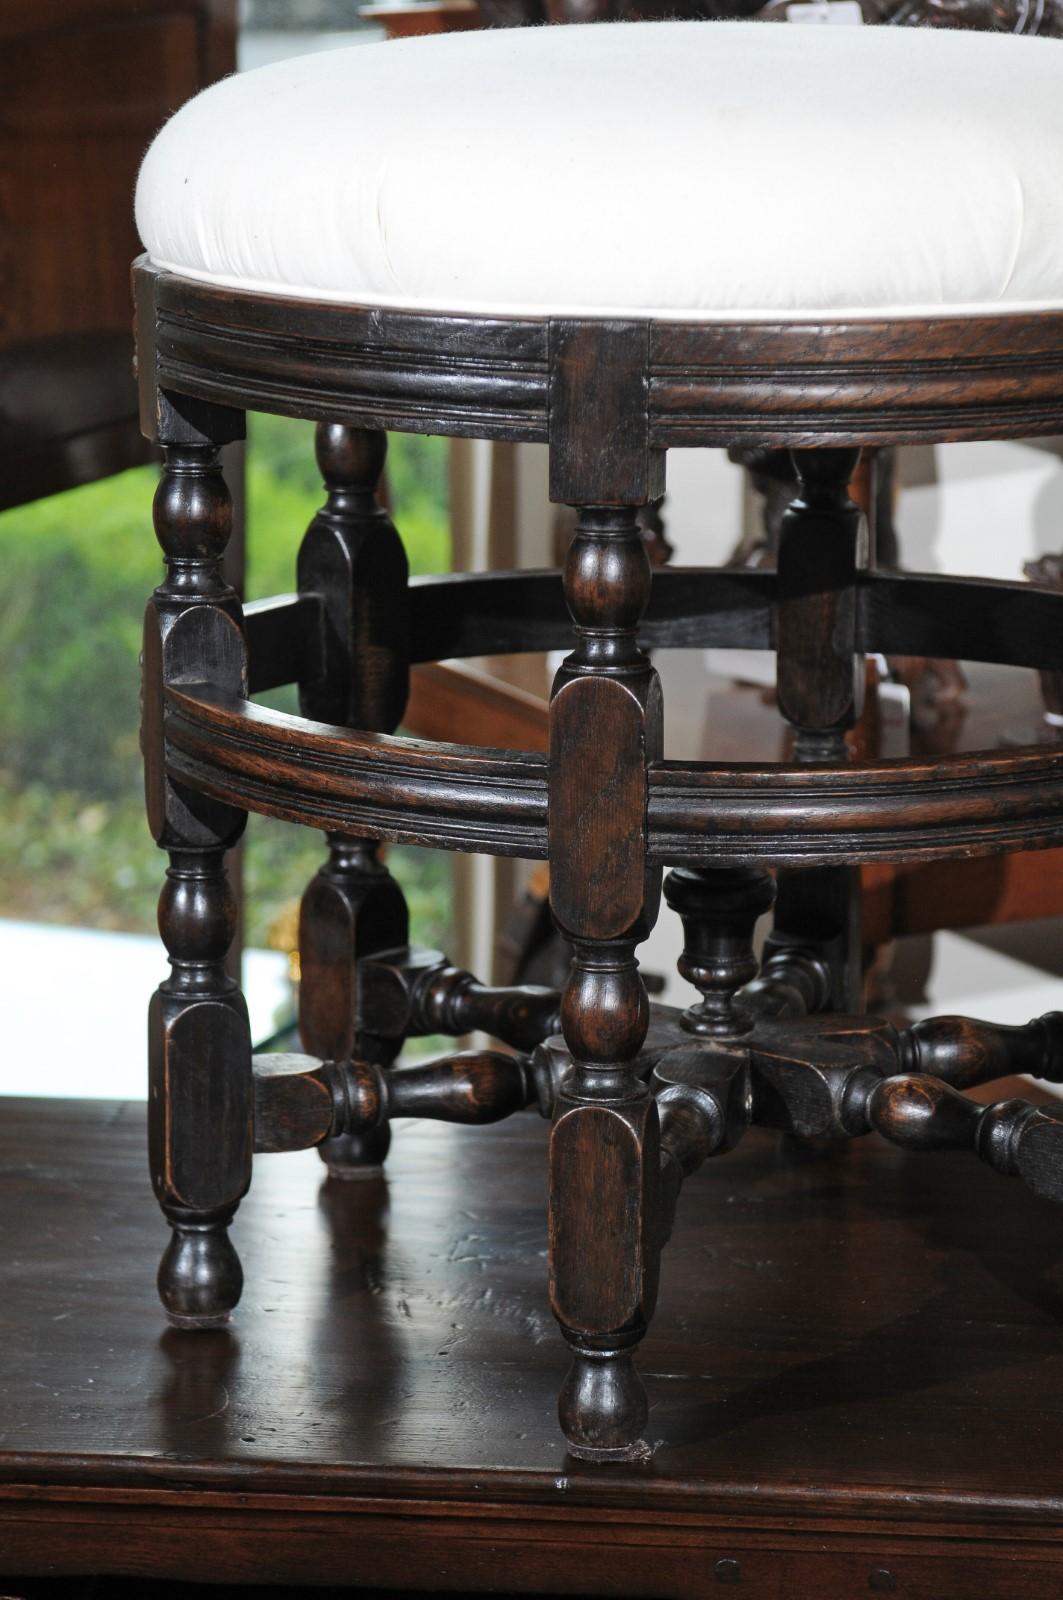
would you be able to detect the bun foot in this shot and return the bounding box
[318,1124,392,1180]
[558,1339,650,1461]
[158,1220,243,1326]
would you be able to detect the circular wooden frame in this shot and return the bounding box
[138,261,1063,450]
[136,259,1063,870]
[172,563,1063,869]
[164,681,1063,869]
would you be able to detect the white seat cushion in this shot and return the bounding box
[136,20,1063,323]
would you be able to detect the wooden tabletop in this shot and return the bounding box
[3,1092,1063,1596]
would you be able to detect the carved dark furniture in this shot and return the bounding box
[135,22,1063,1462]
[0,0,236,511]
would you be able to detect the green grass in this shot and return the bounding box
[0,417,452,950]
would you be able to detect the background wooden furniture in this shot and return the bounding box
[0,0,244,981]
[5,1091,1063,1597]
[0,0,237,510]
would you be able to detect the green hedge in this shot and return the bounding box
[0,417,451,944]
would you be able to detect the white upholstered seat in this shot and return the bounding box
[136,20,1063,323]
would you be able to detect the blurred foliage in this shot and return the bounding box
[0,777,160,933]
[0,416,451,949]
[0,465,158,803]
[244,414,448,599]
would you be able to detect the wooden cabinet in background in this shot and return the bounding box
[0,0,237,510]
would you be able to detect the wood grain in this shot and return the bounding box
[142,392,252,1328]
[133,255,1063,1479]
[295,424,411,1177]
[162,684,1063,867]
[137,261,1063,450]
[8,1096,1063,1596]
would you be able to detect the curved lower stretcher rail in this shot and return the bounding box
[165,684,1063,868]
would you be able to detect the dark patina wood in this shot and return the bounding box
[295,422,412,1176]
[771,448,866,1010]
[141,388,251,1329]
[251,1046,535,1154]
[547,503,663,1460]
[160,684,1063,867]
[775,448,865,759]
[359,944,560,1051]
[136,260,1063,450]
[251,564,1063,672]
[135,256,1063,1465]
[11,1096,1063,1597]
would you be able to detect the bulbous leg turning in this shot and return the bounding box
[158,1214,243,1329]
[143,412,253,1333]
[295,424,411,1180]
[558,1334,652,1462]
[318,1123,393,1181]
[546,498,664,1462]
[147,850,253,1330]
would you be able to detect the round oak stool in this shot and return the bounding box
[134,20,1063,1461]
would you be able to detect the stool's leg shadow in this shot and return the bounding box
[143,391,252,1328]
[295,424,411,1178]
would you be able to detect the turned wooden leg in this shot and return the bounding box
[299,835,407,1177]
[773,447,865,1012]
[296,423,410,1176]
[143,392,252,1327]
[150,849,251,1325]
[547,503,663,1461]
[663,866,775,1039]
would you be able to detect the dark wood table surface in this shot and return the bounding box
[4,1091,1063,1596]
